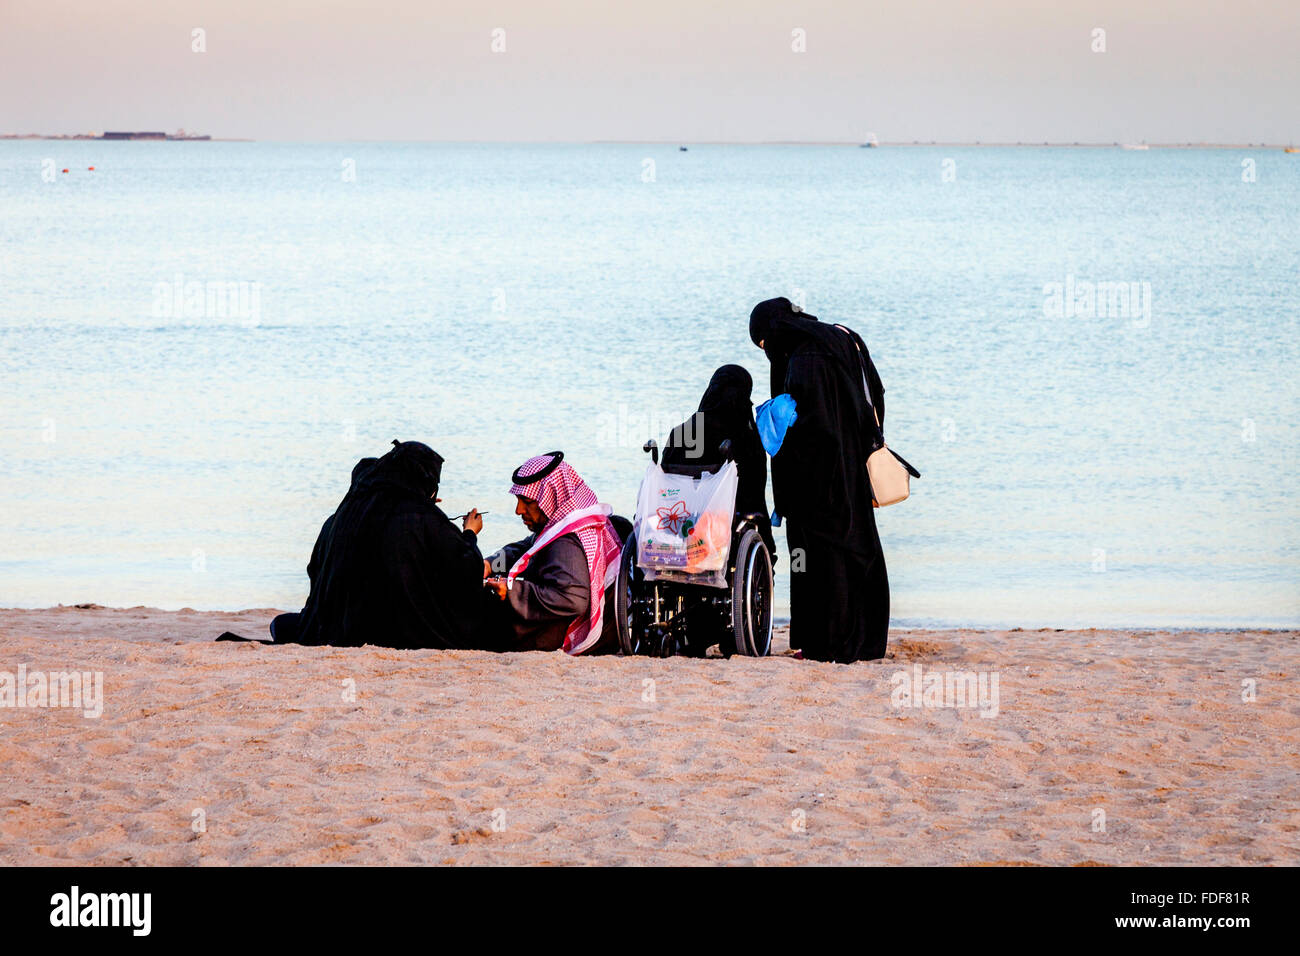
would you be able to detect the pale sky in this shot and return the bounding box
[2,0,1297,142]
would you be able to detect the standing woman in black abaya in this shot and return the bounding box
[749,297,890,662]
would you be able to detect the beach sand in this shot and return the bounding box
[0,606,1295,866]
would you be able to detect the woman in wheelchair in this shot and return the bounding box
[661,364,775,559]
[616,365,775,658]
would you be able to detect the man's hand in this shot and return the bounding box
[463,508,483,535]
[484,577,509,600]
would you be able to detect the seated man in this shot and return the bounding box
[481,451,622,654]
[275,440,487,650]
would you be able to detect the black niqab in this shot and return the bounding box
[749,297,885,433]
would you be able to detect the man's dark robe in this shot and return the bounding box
[482,533,592,651]
[750,298,890,663]
[280,441,485,650]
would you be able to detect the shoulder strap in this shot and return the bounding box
[834,324,885,446]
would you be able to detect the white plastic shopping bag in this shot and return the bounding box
[634,461,738,585]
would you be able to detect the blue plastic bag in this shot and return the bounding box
[756,393,798,457]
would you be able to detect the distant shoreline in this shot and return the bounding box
[0,134,251,142]
[1,135,1291,149]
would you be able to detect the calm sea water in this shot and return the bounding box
[1,142,1297,627]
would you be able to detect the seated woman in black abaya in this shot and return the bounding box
[271,440,488,650]
[661,364,775,559]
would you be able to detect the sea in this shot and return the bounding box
[2,141,1297,627]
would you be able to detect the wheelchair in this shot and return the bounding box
[615,438,774,658]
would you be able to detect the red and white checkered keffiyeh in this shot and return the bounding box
[507,455,621,655]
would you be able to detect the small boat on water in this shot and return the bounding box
[1285,146,1298,154]
[860,132,879,148]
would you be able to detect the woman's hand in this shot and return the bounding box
[463,508,483,535]
[484,577,509,600]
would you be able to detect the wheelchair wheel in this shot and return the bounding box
[615,532,643,656]
[730,528,773,656]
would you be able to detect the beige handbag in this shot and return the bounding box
[834,324,919,508]
[866,408,917,508]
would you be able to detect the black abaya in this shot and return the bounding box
[749,298,890,662]
[306,456,377,587]
[284,441,485,650]
[662,364,775,557]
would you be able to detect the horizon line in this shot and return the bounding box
[3,135,1295,149]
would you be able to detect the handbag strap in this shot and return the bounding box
[834,324,885,451]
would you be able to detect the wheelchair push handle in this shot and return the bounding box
[644,437,735,465]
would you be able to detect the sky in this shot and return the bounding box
[2,0,1297,142]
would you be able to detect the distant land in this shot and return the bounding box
[1,133,1292,149]
[0,130,247,141]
